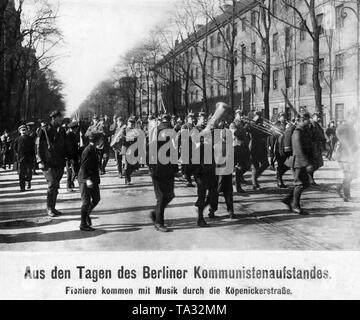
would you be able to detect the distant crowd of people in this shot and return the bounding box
[0,105,359,233]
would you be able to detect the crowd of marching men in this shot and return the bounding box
[0,104,359,233]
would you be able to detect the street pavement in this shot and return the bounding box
[0,159,359,251]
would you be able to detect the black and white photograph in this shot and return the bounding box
[0,0,360,301]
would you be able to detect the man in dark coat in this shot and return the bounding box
[148,114,178,233]
[192,112,217,226]
[230,110,250,193]
[1,129,13,170]
[249,111,271,190]
[65,121,81,192]
[180,113,196,187]
[14,125,35,192]
[36,110,67,217]
[308,112,326,185]
[78,132,101,232]
[271,112,289,188]
[283,113,313,215]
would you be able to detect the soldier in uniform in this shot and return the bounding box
[230,109,250,193]
[214,127,236,219]
[249,111,270,190]
[85,115,105,173]
[65,121,81,192]
[308,112,326,186]
[78,132,101,232]
[180,112,196,187]
[14,125,35,192]
[26,122,38,175]
[149,114,178,232]
[283,113,313,215]
[110,116,126,178]
[36,110,67,217]
[192,111,217,226]
[99,116,111,175]
[123,117,139,185]
[271,112,289,188]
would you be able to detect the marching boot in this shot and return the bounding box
[277,173,287,189]
[27,181,31,190]
[196,208,209,227]
[282,188,294,212]
[20,180,26,192]
[80,210,95,232]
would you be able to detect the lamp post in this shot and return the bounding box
[341,1,360,113]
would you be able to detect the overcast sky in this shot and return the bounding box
[33,0,177,115]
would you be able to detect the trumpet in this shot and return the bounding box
[244,117,285,136]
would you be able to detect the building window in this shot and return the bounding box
[226,26,231,41]
[336,5,344,29]
[251,11,257,27]
[273,33,279,52]
[316,14,324,35]
[242,18,246,31]
[285,66,292,88]
[210,35,214,49]
[234,80,238,93]
[335,53,344,80]
[234,50,238,65]
[261,40,266,55]
[195,90,199,102]
[300,63,307,85]
[251,74,256,93]
[285,27,292,48]
[217,85,221,97]
[272,0,278,15]
[233,23,238,37]
[195,67,199,79]
[190,92,194,102]
[335,104,345,122]
[300,27,306,42]
[251,42,256,59]
[319,58,325,80]
[261,73,266,92]
[210,59,215,76]
[242,46,247,63]
[210,86,214,98]
[217,57,221,71]
[273,70,279,90]
[217,31,222,45]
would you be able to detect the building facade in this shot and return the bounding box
[156,0,359,124]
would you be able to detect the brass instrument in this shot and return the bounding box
[244,117,285,136]
[204,102,232,132]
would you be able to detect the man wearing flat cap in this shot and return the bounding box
[14,125,35,192]
[36,110,67,217]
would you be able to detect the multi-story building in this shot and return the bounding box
[156,0,359,124]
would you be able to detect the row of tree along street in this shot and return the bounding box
[77,0,350,122]
[0,0,65,134]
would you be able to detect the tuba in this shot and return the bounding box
[203,102,232,133]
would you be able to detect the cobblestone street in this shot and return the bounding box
[0,159,359,251]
